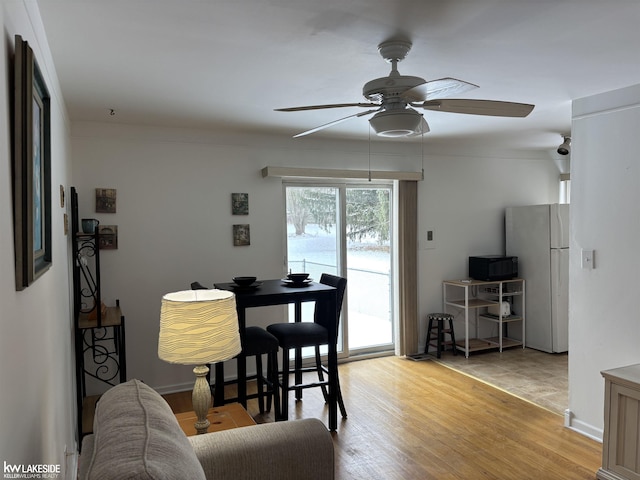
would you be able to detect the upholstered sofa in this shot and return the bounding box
[78,379,334,480]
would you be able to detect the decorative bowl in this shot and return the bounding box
[287,273,310,283]
[232,276,257,286]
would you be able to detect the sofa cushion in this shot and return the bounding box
[84,379,206,480]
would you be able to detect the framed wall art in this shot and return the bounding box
[12,35,52,290]
[98,225,118,250]
[231,193,249,215]
[96,188,117,213]
[233,224,250,246]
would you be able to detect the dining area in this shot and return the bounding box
[161,273,348,433]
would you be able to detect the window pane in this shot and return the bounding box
[345,187,393,349]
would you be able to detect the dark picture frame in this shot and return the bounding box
[231,193,249,215]
[96,188,116,213]
[98,225,118,250]
[233,224,250,246]
[12,35,52,290]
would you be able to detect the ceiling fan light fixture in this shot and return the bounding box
[369,109,423,137]
[276,39,534,138]
[557,136,571,156]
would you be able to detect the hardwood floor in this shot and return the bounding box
[164,356,601,480]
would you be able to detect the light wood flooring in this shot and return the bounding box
[164,355,600,480]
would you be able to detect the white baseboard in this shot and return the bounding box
[563,409,603,442]
[65,444,78,480]
[154,381,197,396]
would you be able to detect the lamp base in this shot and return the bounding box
[192,365,212,434]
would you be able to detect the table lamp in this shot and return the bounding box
[158,289,241,434]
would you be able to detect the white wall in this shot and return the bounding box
[71,122,559,395]
[568,83,640,440]
[417,153,559,341]
[0,0,75,473]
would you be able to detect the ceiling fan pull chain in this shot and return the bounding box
[368,124,372,182]
[421,122,425,181]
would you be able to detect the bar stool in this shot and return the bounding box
[425,313,457,358]
[210,327,280,416]
[267,273,348,423]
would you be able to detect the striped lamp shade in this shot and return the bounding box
[158,289,241,365]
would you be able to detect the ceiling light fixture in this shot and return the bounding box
[369,108,426,137]
[557,135,571,156]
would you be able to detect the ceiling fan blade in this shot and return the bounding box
[421,99,535,117]
[293,108,380,138]
[276,102,378,112]
[424,78,479,100]
[400,81,428,102]
[401,77,479,103]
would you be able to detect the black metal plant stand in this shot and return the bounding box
[71,187,126,442]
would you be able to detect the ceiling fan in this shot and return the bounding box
[275,40,534,138]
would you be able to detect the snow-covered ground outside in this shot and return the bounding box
[287,224,393,350]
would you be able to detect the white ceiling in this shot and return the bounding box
[36,0,640,152]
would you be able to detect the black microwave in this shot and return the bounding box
[469,256,518,281]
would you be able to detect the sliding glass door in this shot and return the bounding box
[285,183,394,357]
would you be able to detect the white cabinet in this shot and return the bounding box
[597,364,640,480]
[443,278,525,358]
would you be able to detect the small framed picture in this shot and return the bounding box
[231,193,249,215]
[96,188,116,213]
[98,225,118,249]
[233,224,250,246]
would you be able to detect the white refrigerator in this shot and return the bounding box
[505,204,569,353]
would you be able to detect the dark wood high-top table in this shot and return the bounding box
[214,279,339,431]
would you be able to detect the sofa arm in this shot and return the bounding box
[188,418,334,480]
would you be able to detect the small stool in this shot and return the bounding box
[425,313,457,358]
